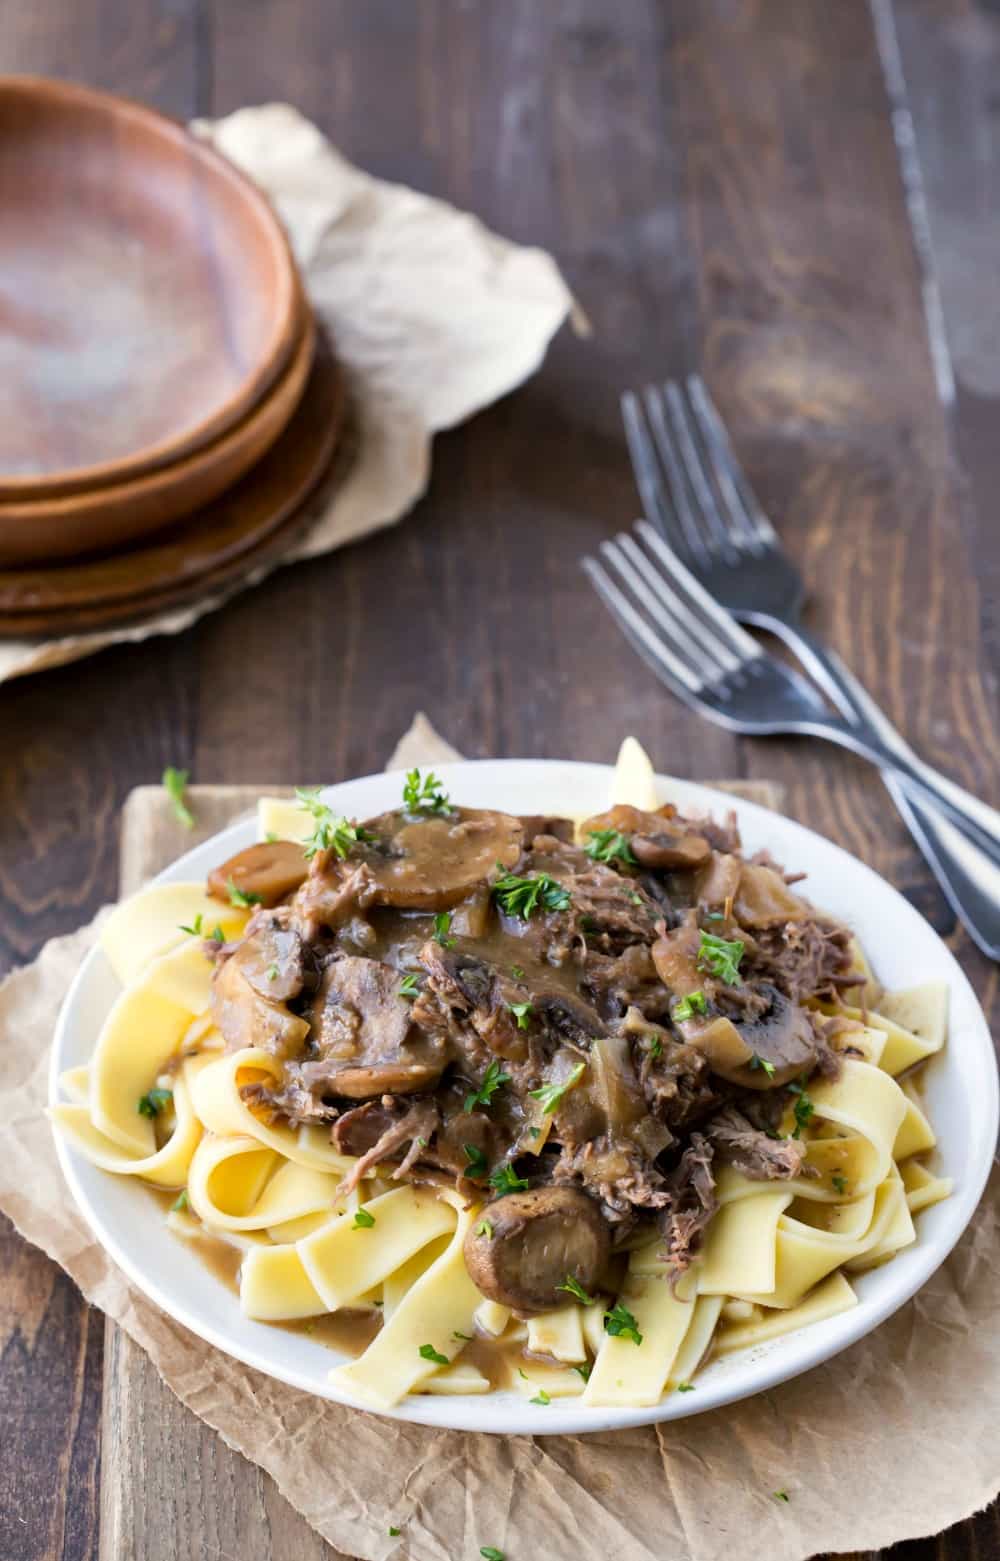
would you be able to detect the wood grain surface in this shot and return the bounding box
[1,2,998,1560]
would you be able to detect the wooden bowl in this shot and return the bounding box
[0,76,299,497]
[0,301,316,565]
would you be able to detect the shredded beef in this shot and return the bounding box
[660,1132,717,1273]
[705,1105,809,1180]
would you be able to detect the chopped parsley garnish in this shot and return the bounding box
[388,1527,401,1538]
[677,1381,695,1392]
[227,878,262,908]
[210,924,226,944]
[475,1220,494,1239]
[672,991,707,1023]
[510,964,525,980]
[629,891,644,905]
[481,1549,505,1561]
[557,1275,595,1305]
[584,828,636,866]
[697,929,745,984]
[137,1087,172,1118]
[294,787,374,860]
[507,1000,533,1030]
[418,1343,449,1365]
[750,1053,776,1078]
[402,767,451,815]
[463,1144,489,1179]
[831,1173,849,1196]
[528,1061,586,1115]
[266,963,279,982]
[493,867,571,919]
[489,1164,529,1196]
[398,972,422,999]
[604,1302,643,1345]
[265,832,280,843]
[433,911,456,948]
[170,1189,189,1212]
[772,1489,790,1503]
[464,1059,511,1113]
[647,1035,663,1060]
[788,1081,815,1139]
[574,1362,591,1382]
[178,913,204,937]
[352,1208,376,1229]
[530,1389,551,1406]
[452,1330,473,1342]
[162,766,194,829]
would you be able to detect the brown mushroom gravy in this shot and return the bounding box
[203,791,863,1333]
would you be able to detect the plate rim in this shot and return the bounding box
[49,758,1000,1436]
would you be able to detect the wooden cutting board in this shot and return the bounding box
[102,778,784,1561]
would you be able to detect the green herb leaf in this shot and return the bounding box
[398,972,422,999]
[557,1274,595,1305]
[772,1489,790,1503]
[265,831,280,843]
[750,1052,776,1078]
[352,1208,376,1229]
[697,928,745,984]
[162,766,195,829]
[493,867,571,919]
[647,1035,663,1060]
[481,1549,505,1561]
[787,1081,815,1139]
[831,1173,848,1196]
[528,1061,586,1115]
[178,913,204,937]
[227,877,263,908]
[475,1220,494,1239]
[137,1087,173,1119]
[677,1380,695,1393]
[584,828,636,866]
[388,1527,401,1538]
[170,1189,189,1212]
[418,1343,449,1365]
[604,1302,643,1345]
[629,891,644,905]
[294,787,374,861]
[672,990,708,1023]
[464,1059,511,1113]
[510,964,525,980]
[402,767,451,815]
[463,1144,489,1179]
[433,911,456,948]
[452,1331,473,1342]
[507,1000,533,1030]
[574,1362,592,1382]
[530,1389,551,1406]
[266,963,279,982]
[210,924,226,944]
[489,1164,529,1196]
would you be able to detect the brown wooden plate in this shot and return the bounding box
[0,76,299,497]
[0,331,347,635]
[0,294,315,566]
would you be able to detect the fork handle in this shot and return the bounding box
[768,623,1000,859]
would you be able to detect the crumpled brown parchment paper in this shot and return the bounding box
[0,106,573,683]
[1,714,998,1561]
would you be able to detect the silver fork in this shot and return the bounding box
[583,522,1000,958]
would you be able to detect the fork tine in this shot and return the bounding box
[600,537,731,687]
[581,555,704,698]
[639,385,712,566]
[634,520,763,664]
[621,389,696,565]
[685,375,777,547]
[663,381,740,555]
[613,533,741,676]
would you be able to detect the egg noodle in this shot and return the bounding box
[50,743,953,1409]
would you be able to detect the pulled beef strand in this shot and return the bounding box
[208,794,857,1305]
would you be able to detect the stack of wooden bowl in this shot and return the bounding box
[0,77,346,636]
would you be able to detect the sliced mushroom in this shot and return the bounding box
[680,984,820,1089]
[212,936,310,1057]
[463,1187,611,1313]
[581,804,710,870]
[234,922,313,1002]
[208,841,309,907]
[303,956,449,1097]
[733,861,809,928]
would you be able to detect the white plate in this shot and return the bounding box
[50,760,999,1435]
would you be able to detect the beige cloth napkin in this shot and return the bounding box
[0,106,573,683]
[3,714,999,1561]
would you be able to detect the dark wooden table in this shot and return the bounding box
[2,2,998,1558]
